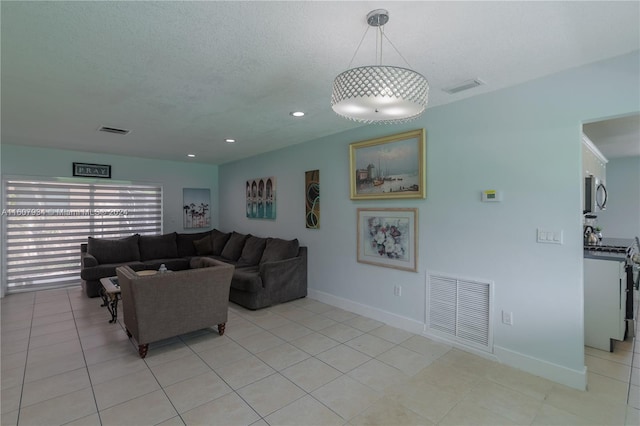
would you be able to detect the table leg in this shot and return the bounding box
[106,294,120,324]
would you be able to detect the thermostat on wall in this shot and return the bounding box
[481,190,503,202]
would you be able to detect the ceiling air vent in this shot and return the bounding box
[443,79,484,95]
[98,126,130,135]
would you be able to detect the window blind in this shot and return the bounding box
[2,178,162,292]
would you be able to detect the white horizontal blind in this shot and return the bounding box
[3,178,162,292]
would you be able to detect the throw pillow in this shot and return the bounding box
[260,238,300,263]
[87,234,140,264]
[193,235,213,256]
[220,231,250,261]
[237,236,268,267]
[138,232,178,261]
[211,229,231,255]
[176,230,212,257]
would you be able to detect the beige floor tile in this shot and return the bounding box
[28,328,80,350]
[265,394,345,426]
[376,345,433,376]
[156,415,186,426]
[1,385,22,414]
[29,319,77,338]
[237,373,305,417]
[318,323,363,343]
[586,354,633,382]
[277,306,317,322]
[311,375,381,421]
[31,310,74,326]
[545,383,628,425]
[1,328,31,345]
[224,318,264,340]
[411,359,479,395]
[290,332,340,355]
[586,345,634,366]
[297,314,338,331]
[1,365,25,390]
[385,378,463,423]
[163,371,232,414]
[0,409,18,426]
[270,322,314,341]
[65,412,102,426]
[350,396,433,426]
[87,353,148,385]
[439,400,518,426]
[484,363,556,401]
[26,339,83,366]
[321,308,357,323]
[299,300,335,314]
[344,333,396,357]
[141,341,192,367]
[214,355,275,389]
[587,371,631,403]
[235,330,286,354]
[400,335,452,359]
[246,312,292,330]
[1,318,31,334]
[281,357,342,392]
[93,368,161,410]
[21,367,91,407]
[80,326,130,351]
[531,402,595,425]
[368,324,414,344]
[150,352,212,387]
[18,387,97,426]
[180,391,260,426]
[632,367,640,386]
[100,389,177,426]
[198,340,252,369]
[24,351,86,383]
[316,344,371,373]
[629,384,639,409]
[0,337,29,358]
[461,378,542,424]
[1,350,27,372]
[344,315,384,333]
[347,359,410,392]
[437,348,495,377]
[626,405,640,426]
[255,342,311,371]
[183,332,232,353]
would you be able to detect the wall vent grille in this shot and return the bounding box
[443,79,484,94]
[99,126,130,135]
[427,273,493,352]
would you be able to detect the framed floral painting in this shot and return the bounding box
[357,208,418,272]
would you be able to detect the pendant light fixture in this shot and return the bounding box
[331,9,429,124]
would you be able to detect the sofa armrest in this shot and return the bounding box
[82,252,99,267]
[259,255,306,294]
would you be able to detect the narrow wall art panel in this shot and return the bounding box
[246,176,276,219]
[183,188,210,229]
[305,170,320,229]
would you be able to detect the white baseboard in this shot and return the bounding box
[307,289,424,334]
[494,345,587,391]
[308,289,587,391]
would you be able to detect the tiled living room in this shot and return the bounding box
[1,286,638,425]
[2,2,640,426]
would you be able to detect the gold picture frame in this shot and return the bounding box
[349,129,426,200]
[357,208,418,272]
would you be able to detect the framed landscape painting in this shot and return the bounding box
[183,188,210,229]
[349,129,426,200]
[357,208,418,272]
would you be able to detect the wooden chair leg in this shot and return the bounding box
[218,323,226,336]
[138,344,149,359]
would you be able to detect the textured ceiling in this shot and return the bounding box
[2,1,639,165]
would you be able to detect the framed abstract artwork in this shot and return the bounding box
[246,176,276,219]
[349,129,426,200]
[305,170,320,229]
[357,208,418,272]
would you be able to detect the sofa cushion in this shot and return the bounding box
[176,231,212,257]
[193,235,213,255]
[237,236,268,267]
[231,266,263,292]
[87,235,140,264]
[221,232,249,261]
[142,258,190,272]
[211,229,231,256]
[80,261,145,281]
[260,238,300,263]
[139,233,178,261]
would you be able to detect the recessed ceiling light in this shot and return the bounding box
[290,111,305,117]
[187,154,196,158]
[225,138,236,143]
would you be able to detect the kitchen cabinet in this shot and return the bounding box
[582,133,607,183]
[584,258,626,351]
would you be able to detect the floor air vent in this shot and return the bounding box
[427,273,493,352]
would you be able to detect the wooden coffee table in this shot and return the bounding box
[99,276,121,323]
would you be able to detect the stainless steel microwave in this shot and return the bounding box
[584,174,607,214]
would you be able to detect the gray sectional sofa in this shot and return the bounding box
[80,230,307,309]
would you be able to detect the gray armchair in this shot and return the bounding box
[116,258,234,358]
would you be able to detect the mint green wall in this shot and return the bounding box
[219,51,640,388]
[597,155,640,238]
[0,144,219,233]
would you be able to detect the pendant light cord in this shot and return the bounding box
[347,26,371,69]
[346,14,414,69]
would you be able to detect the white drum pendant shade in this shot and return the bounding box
[331,65,429,124]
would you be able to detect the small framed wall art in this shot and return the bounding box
[349,129,426,200]
[357,207,418,272]
[73,162,111,178]
[183,188,211,229]
[305,170,320,229]
[246,176,276,220]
